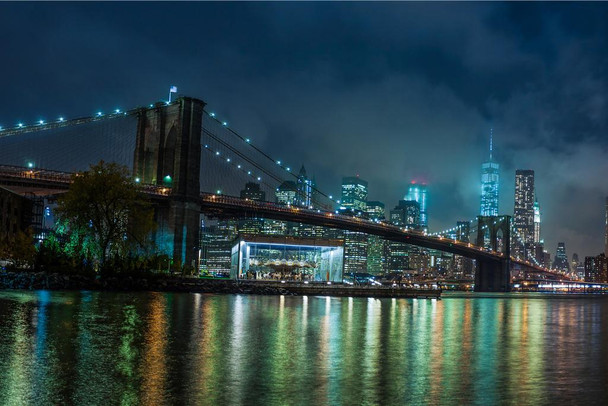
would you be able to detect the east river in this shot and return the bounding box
[1,291,607,405]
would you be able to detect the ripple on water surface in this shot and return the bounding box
[0,290,607,405]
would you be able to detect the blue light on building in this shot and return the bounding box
[404,183,428,230]
[480,129,499,216]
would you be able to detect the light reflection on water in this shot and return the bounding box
[0,291,607,405]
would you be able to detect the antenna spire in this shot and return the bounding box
[489,128,494,161]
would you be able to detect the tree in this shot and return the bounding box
[3,228,37,270]
[55,161,156,266]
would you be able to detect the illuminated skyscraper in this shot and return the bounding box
[341,176,368,213]
[366,201,385,221]
[275,180,298,205]
[480,130,499,216]
[514,170,535,250]
[553,242,570,272]
[296,165,312,207]
[404,183,428,230]
[605,197,608,257]
[390,200,421,229]
[533,199,541,244]
[585,254,607,283]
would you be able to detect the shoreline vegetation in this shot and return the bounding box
[0,161,442,299]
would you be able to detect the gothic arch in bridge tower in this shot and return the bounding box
[476,215,510,255]
[161,125,177,181]
[133,97,206,268]
[474,215,512,292]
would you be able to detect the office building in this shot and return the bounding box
[343,231,368,273]
[240,182,266,201]
[366,235,385,275]
[341,176,368,213]
[533,200,541,244]
[405,183,428,229]
[366,201,385,221]
[296,165,313,208]
[480,130,499,216]
[275,180,298,206]
[605,197,608,257]
[553,242,570,272]
[513,170,535,258]
[585,254,608,283]
[390,200,421,229]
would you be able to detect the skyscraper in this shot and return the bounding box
[553,242,570,272]
[341,176,368,213]
[404,183,428,230]
[605,197,608,257]
[513,170,535,256]
[390,200,421,229]
[296,165,312,208]
[585,254,607,283]
[366,201,385,221]
[240,182,266,201]
[275,180,298,205]
[480,129,499,216]
[533,199,541,244]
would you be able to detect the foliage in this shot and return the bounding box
[34,229,95,275]
[55,161,156,266]
[2,229,37,269]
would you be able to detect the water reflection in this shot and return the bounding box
[1,291,608,404]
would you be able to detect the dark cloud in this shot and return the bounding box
[1,2,607,258]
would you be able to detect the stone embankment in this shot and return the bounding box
[0,271,440,298]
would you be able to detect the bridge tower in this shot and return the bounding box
[474,215,511,292]
[133,97,205,269]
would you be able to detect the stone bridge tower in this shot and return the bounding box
[133,97,205,269]
[474,215,511,292]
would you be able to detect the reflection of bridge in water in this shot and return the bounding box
[0,96,568,291]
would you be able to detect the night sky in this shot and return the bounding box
[2,2,607,260]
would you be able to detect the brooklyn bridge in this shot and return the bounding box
[0,96,568,291]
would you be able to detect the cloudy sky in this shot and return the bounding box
[1,2,607,259]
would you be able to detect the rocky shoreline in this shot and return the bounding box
[0,271,441,298]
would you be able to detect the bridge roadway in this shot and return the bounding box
[0,164,567,279]
[199,192,563,276]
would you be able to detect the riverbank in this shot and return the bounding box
[0,271,440,298]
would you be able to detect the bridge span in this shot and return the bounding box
[0,164,567,290]
[0,96,568,291]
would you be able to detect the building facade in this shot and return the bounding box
[341,176,368,213]
[366,201,385,221]
[480,130,499,216]
[513,170,535,258]
[585,254,607,283]
[404,183,428,230]
[276,180,298,206]
[390,200,421,229]
[553,242,570,272]
[0,186,36,246]
[240,182,266,201]
[296,166,313,208]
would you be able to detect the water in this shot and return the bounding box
[0,291,607,405]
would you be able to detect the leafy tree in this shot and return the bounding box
[4,228,37,269]
[55,161,156,267]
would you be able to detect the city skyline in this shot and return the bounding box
[1,2,607,258]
